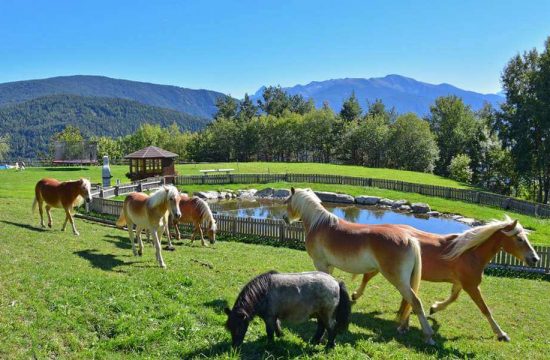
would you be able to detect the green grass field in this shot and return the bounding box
[0,165,549,359]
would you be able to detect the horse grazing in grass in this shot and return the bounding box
[368,216,538,342]
[283,187,435,344]
[116,185,181,268]
[171,194,217,246]
[224,270,351,349]
[33,178,92,236]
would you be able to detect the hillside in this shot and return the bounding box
[0,94,210,158]
[0,75,225,118]
[254,74,503,115]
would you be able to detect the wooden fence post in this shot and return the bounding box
[279,223,285,242]
[232,217,237,236]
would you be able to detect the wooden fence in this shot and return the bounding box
[174,173,550,218]
[86,197,550,274]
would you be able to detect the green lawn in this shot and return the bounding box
[1,198,549,359]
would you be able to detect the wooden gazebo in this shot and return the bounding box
[124,146,178,181]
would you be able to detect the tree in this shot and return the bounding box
[387,113,439,172]
[366,99,397,123]
[214,95,238,120]
[0,134,10,161]
[340,92,362,122]
[428,96,478,175]
[237,93,258,121]
[257,86,291,117]
[289,94,315,115]
[50,125,85,159]
[94,136,123,160]
[448,154,473,183]
[498,37,550,203]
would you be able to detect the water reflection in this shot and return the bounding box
[211,199,470,235]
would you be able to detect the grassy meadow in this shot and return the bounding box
[0,165,549,359]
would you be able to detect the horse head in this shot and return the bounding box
[79,178,92,203]
[164,186,181,220]
[283,187,301,224]
[207,220,217,244]
[224,307,249,348]
[495,216,539,266]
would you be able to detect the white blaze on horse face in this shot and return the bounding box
[502,222,539,266]
[81,179,92,202]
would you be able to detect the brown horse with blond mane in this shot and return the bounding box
[171,194,217,246]
[33,178,92,235]
[283,187,435,344]
[352,215,539,342]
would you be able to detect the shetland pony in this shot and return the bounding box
[284,188,435,344]
[224,270,351,349]
[353,216,538,342]
[116,185,181,268]
[171,194,217,246]
[33,178,92,235]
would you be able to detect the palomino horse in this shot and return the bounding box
[352,216,539,342]
[116,185,181,268]
[171,194,217,246]
[225,270,351,349]
[283,188,435,344]
[33,178,92,235]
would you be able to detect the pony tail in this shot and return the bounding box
[410,238,422,295]
[116,211,127,227]
[335,281,352,333]
[32,197,38,213]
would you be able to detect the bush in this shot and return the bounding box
[448,154,473,183]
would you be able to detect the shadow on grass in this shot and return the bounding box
[74,248,134,271]
[44,167,89,171]
[0,220,47,233]
[204,299,230,314]
[104,234,133,250]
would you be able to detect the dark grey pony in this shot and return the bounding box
[224,270,351,349]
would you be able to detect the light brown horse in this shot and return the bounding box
[283,188,435,344]
[33,178,92,235]
[352,215,540,342]
[171,194,217,246]
[116,185,181,268]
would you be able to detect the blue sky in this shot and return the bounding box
[1,0,549,97]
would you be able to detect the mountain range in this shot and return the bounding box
[253,74,503,115]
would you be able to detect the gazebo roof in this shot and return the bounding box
[124,146,178,159]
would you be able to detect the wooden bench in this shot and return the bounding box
[199,168,235,175]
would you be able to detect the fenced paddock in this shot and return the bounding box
[86,196,550,274]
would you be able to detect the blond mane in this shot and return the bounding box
[148,185,179,209]
[290,188,338,231]
[443,215,525,260]
[192,196,217,231]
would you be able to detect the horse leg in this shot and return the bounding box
[45,204,53,228]
[151,227,166,268]
[352,271,379,301]
[198,224,207,247]
[190,224,198,244]
[135,226,144,256]
[173,219,181,240]
[311,318,326,345]
[275,319,283,337]
[64,208,79,235]
[263,316,277,342]
[37,200,45,228]
[463,284,509,341]
[430,283,462,315]
[164,221,175,251]
[127,222,138,256]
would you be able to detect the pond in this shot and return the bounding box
[211,199,470,235]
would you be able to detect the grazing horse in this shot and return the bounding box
[360,216,538,342]
[116,185,181,268]
[283,188,435,344]
[171,194,217,246]
[33,178,92,235]
[224,270,351,349]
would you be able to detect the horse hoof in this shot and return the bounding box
[74,232,80,236]
[397,326,409,334]
[351,292,360,301]
[160,264,167,269]
[138,250,143,256]
[48,224,52,229]
[133,251,139,256]
[429,307,436,315]
[165,246,175,251]
[498,334,510,342]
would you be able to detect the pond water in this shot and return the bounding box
[211,199,470,235]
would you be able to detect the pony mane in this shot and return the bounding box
[148,185,178,209]
[290,189,338,230]
[192,197,217,231]
[71,178,91,207]
[233,270,278,319]
[443,215,525,260]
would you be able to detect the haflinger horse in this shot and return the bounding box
[33,178,92,236]
[224,270,351,349]
[283,188,435,344]
[171,194,217,246]
[116,185,181,268]
[351,215,539,342]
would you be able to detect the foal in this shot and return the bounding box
[116,186,181,268]
[171,194,217,246]
[33,178,92,235]
[225,270,351,349]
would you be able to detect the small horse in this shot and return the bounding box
[283,188,435,344]
[224,270,351,349]
[116,185,181,268]
[365,216,538,342]
[33,178,92,236]
[171,194,217,246]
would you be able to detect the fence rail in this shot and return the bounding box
[86,196,550,273]
[173,173,550,218]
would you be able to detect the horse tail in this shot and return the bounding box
[335,281,352,333]
[32,197,38,213]
[116,205,127,228]
[410,237,422,295]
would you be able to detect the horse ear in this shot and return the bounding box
[504,219,518,232]
[291,187,295,195]
[224,307,231,315]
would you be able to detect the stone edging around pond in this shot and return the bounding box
[192,187,483,227]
